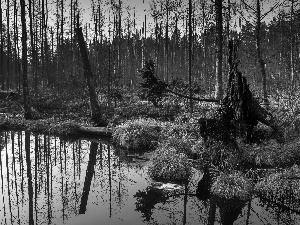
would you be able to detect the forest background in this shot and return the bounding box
[0,0,298,124]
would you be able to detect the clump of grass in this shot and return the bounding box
[255,165,300,203]
[148,147,192,184]
[211,172,253,201]
[161,136,194,156]
[112,118,161,150]
[241,139,300,167]
[194,140,241,169]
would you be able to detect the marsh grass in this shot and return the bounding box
[0,117,81,137]
[255,165,300,207]
[111,98,182,126]
[112,118,161,150]
[211,172,253,201]
[241,138,300,167]
[148,147,192,184]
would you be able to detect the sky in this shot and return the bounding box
[74,0,282,39]
[78,0,152,34]
[0,0,287,41]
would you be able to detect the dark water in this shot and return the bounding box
[0,131,299,225]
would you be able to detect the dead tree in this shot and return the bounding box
[221,40,284,143]
[75,20,106,126]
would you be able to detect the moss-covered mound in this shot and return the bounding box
[0,117,81,137]
[255,165,300,204]
[112,118,161,150]
[148,147,192,184]
[211,172,253,201]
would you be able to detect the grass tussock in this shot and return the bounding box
[211,172,253,201]
[255,165,300,204]
[193,140,241,169]
[241,138,300,167]
[112,118,161,150]
[148,147,192,184]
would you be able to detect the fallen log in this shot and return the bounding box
[78,126,113,137]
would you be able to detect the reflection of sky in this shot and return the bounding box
[0,132,204,225]
[1,131,300,225]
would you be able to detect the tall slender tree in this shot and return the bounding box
[290,0,295,90]
[6,0,10,90]
[20,0,33,119]
[0,0,3,90]
[256,0,268,106]
[215,0,223,100]
[188,0,193,114]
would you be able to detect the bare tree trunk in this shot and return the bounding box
[44,0,49,86]
[0,0,3,90]
[75,26,106,126]
[188,0,193,114]
[215,0,223,100]
[29,0,38,96]
[290,0,295,90]
[13,0,18,90]
[256,0,268,106]
[6,0,10,90]
[20,0,33,119]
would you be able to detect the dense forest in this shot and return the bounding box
[0,0,299,106]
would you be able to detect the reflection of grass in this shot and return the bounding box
[211,172,253,201]
[148,147,192,184]
[112,118,161,150]
[134,186,169,221]
[255,165,300,204]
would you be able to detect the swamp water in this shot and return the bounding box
[0,131,299,225]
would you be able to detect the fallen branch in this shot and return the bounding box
[167,88,220,103]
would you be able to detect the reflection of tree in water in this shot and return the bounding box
[134,186,169,221]
[256,196,300,225]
